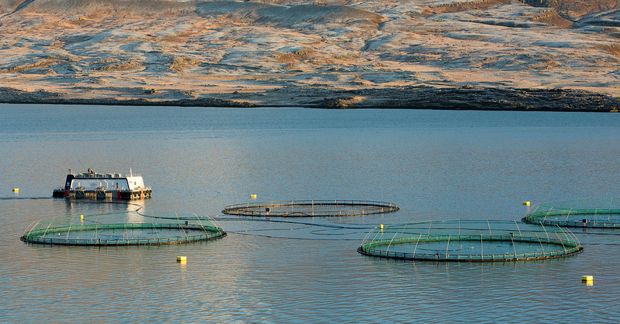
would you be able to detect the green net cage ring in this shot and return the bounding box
[523,201,620,229]
[21,222,226,246]
[358,220,583,262]
[222,200,399,217]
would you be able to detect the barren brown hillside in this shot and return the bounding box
[0,0,618,110]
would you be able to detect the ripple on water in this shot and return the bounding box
[2,107,620,322]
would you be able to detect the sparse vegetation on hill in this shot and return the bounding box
[422,0,512,16]
[522,0,618,19]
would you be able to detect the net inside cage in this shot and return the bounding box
[222,200,399,217]
[21,211,225,246]
[358,220,582,262]
[523,199,620,229]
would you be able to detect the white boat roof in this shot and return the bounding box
[71,169,143,179]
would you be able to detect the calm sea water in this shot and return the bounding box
[1,104,620,322]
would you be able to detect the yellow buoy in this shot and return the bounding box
[522,201,531,207]
[177,256,187,262]
[582,275,594,282]
[250,194,257,200]
[12,187,19,193]
[380,224,384,231]
[80,214,84,222]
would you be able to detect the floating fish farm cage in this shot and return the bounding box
[358,220,582,262]
[21,213,225,246]
[523,200,620,229]
[222,200,399,217]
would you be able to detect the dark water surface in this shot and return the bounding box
[1,105,620,322]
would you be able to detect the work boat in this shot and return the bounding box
[52,169,152,200]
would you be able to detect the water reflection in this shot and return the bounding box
[1,106,620,322]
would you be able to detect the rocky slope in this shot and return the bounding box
[0,0,618,110]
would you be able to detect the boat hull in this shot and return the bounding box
[52,189,152,200]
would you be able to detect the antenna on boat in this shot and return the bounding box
[129,168,133,177]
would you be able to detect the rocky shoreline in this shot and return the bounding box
[1,86,618,112]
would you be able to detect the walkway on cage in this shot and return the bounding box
[358,220,582,262]
[523,198,620,229]
[222,200,399,217]
[21,211,226,246]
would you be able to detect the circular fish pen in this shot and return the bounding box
[523,201,620,229]
[222,200,399,217]
[358,220,582,262]
[21,214,226,246]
